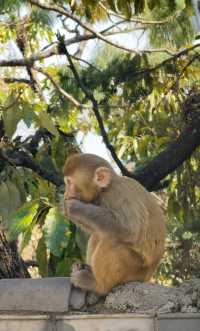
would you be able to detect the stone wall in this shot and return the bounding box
[0,278,200,331]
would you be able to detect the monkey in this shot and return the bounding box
[63,153,166,295]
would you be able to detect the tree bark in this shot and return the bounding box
[0,229,29,278]
[133,92,200,190]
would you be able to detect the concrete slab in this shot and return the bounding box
[58,314,155,331]
[0,278,71,313]
[0,315,52,331]
[69,287,86,310]
[157,313,200,331]
[0,313,200,331]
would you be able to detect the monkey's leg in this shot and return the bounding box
[90,239,149,294]
[70,235,100,292]
[86,234,99,265]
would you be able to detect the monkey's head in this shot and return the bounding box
[63,153,115,203]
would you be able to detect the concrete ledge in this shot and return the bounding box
[0,313,199,331]
[0,278,200,330]
[0,278,71,313]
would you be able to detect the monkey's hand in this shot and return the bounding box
[64,199,95,233]
[64,199,83,218]
[72,262,91,273]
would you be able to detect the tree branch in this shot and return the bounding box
[136,43,200,77]
[0,44,58,67]
[5,149,63,187]
[133,93,200,190]
[2,93,200,192]
[3,78,32,85]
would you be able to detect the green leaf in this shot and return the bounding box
[0,0,23,12]
[0,182,10,222]
[31,9,54,27]
[19,201,49,251]
[3,107,22,137]
[182,231,193,240]
[20,220,36,251]
[9,200,39,239]
[117,0,132,17]
[107,0,117,11]
[38,111,59,137]
[36,236,48,277]
[134,0,145,14]
[44,207,68,257]
[22,105,36,128]
[147,0,157,10]
[7,181,22,214]
[175,0,186,10]
[85,6,92,20]
[55,258,72,276]
[0,180,21,224]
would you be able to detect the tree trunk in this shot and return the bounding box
[0,229,29,278]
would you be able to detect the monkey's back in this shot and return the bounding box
[100,175,166,268]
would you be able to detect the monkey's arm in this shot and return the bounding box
[64,199,117,233]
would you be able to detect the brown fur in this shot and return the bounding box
[64,153,166,295]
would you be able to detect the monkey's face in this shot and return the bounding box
[63,154,113,203]
[64,171,100,203]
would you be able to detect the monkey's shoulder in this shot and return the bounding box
[100,175,165,227]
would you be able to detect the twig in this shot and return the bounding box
[71,55,102,72]
[100,19,128,34]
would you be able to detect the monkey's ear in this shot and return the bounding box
[94,167,111,188]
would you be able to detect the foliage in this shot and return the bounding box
[0,0,199,281]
